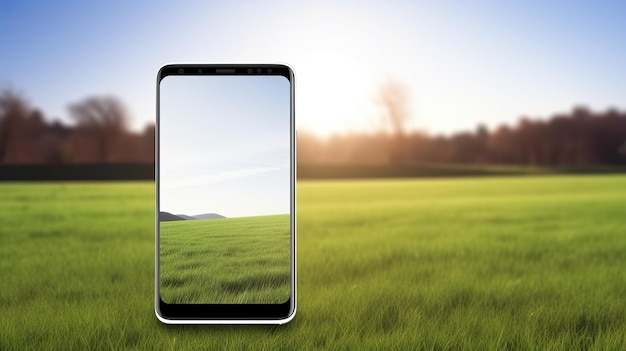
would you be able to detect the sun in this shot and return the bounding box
[294,50,377,137]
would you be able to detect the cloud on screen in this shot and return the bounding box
[162,163,289,190]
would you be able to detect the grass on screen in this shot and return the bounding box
[0,175,625,350]
[159,214,290,304]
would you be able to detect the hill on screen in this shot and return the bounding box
[192,213,226,220]
[159,211,226,221]
[159,212,185,221]
[175,214,196,220]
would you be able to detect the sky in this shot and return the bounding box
[1,1,626,137]
[159,75,290,217]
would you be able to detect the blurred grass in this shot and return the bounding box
[160,214,290,304]
[0,176,625,350]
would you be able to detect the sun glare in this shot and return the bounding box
[295,51,378,138]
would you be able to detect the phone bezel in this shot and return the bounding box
[155,63,296,324]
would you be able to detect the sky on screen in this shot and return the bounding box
[159,75,290,217]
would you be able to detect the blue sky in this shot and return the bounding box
[159,75,290,217]
[1,1,625,136]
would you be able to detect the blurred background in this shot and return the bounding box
[1,1,626,350]
[2,0,625,170]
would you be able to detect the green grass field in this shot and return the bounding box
[1,176,625,350]
[160,215,290,304]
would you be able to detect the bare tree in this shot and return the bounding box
[378,80,411,137]
[378,81,412,163]
[0,89,30,163]
[68,96,129,162]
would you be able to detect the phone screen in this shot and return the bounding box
[156,65,294,321]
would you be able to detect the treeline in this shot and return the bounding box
[0,90,154,164]
[3,87,626,168]
[298,106,626,166]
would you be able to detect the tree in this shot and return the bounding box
[378,80,411,136]
[0,89,30,163]
[68,96,129,162]
[142,123,156,163]
[378,81,412,163]
[488,125,516,164]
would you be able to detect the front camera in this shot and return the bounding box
[178,68,184,74]
[256,68,262,73]
[247,68,253,74]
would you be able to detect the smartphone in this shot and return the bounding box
[155,64,296,324]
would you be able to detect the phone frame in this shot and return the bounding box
[155,63,296,324]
